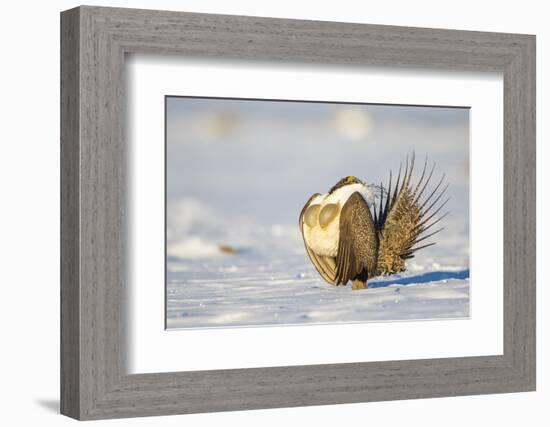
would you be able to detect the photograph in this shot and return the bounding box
[51,3,538,421]
[165,96,470,329]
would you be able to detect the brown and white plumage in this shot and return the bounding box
[299,153,449,289]
[335,192,378,287]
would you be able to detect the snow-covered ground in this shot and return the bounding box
[166,201,469,329]
[166,98,470,329]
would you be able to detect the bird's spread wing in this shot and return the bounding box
[335,192,378,284]
[299,194,338,285]
[374,153,449,275]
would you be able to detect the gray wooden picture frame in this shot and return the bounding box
[60,5,536,420]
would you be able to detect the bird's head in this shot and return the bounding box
[329,176,364,194]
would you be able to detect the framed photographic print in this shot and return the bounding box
[61,5,536,420]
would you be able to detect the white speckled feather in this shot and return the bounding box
[302,183,376,257]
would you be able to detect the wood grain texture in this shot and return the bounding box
[60,7,80,419]
[60,5,536,420]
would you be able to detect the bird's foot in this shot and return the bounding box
[352,280,368,290]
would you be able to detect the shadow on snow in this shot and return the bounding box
[368,269,470,288]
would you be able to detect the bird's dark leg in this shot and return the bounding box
[351,270,369,290]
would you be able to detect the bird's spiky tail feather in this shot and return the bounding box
[373,153,449,276]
